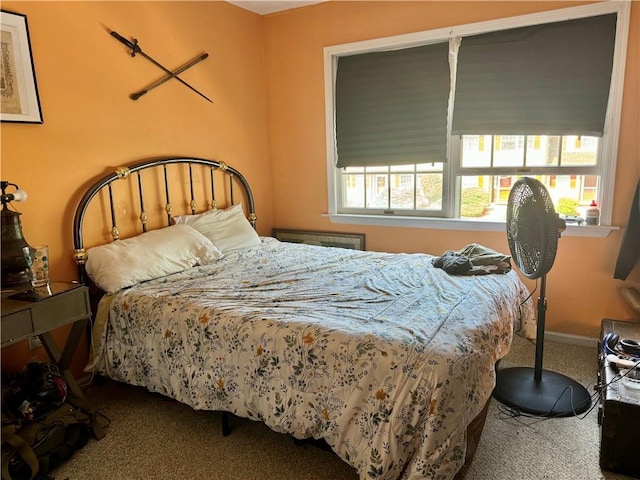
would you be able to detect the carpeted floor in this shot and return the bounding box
[52,335,637,480]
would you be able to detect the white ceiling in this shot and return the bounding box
[227,1,326,15]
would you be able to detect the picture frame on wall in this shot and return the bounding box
[1,10,43,123]
[272,229,365,251]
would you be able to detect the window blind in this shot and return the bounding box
[452,14,617,136]
[335,43,450,168]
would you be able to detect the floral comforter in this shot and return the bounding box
[87,238,534,480]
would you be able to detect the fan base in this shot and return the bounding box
[493,367,591,417]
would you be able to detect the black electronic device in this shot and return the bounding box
[493,177,592,417]
[603,332,640,358]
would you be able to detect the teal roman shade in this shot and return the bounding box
[452,14,617,136]
[335,42,450,168]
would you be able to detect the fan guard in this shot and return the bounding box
[493,177,591,417]
[506,177,564,279]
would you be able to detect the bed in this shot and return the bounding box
[72,157,535,480]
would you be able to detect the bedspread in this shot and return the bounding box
[87,238,534,480]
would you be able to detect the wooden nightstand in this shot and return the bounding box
[1,282,91,398]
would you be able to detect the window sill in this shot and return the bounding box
[325,214,617,238]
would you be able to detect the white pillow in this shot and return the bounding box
[86,224,223,293]
[172,203,261,253]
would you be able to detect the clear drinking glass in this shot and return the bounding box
[30,245,50,287]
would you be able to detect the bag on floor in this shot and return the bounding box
[1,395,94,480]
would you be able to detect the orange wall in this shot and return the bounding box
[263,0,640,337]
[1,1,274,372]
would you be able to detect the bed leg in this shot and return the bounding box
[222,412,231,436]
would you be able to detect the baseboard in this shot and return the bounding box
[545,331,598,348]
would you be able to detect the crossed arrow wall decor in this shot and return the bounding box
[110,29,212,103]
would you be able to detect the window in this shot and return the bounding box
[342,163,444,213]
[324,2,630,233]
[458,133,601,220]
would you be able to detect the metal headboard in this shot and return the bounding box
[72,157,256,283]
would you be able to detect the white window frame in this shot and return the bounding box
[323,1,631,238]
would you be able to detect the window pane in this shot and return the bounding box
[552,175,599,220]
[344,173,365,208]
[581,175,598,203]
[366,174,388,208]
[366,166,389,173]
[461,135,491,167]
[494,135,525,167]
[560,136,598,166]
[460,176,495,219]
[344,166,364,173]
[525,135,560,167]
[416,173,443,210]
[390,174,415,209]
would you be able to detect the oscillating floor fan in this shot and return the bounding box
[492,177,591,417]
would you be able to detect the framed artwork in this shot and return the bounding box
[272,229,365,251]
[1,10,43,123]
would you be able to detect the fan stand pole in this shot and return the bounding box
[533,275,547,382]
[492,274,592,417]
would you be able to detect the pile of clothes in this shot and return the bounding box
[432,243,512,275]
